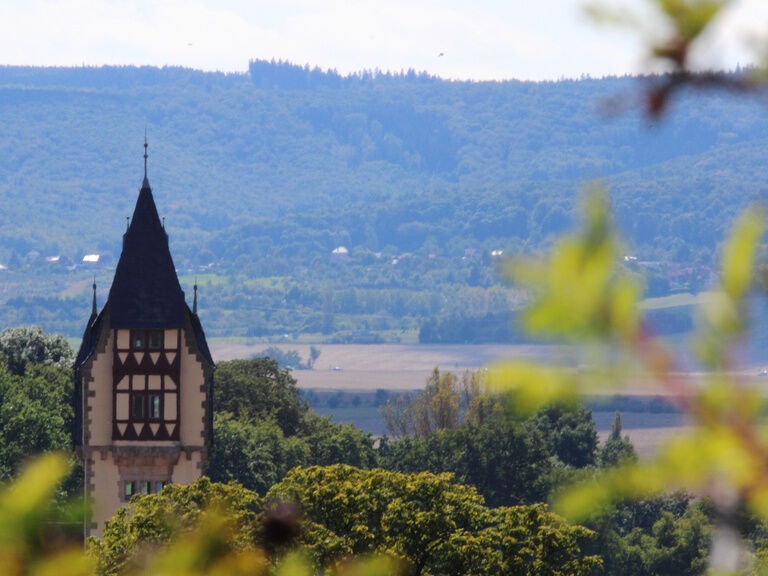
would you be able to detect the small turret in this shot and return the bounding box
[91,276,97,316]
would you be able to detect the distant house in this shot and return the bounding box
[331,246,349,261]
[45,255,61,263]
[82,254,100,263]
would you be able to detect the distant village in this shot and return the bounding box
[0,246,718,294]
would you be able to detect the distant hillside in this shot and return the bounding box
[0,62,765,339]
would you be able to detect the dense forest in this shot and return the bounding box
[0,62,766,339]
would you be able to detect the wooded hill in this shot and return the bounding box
[0,62,765,339]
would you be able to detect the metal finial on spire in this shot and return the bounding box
[193,278,198,314]
[162,216,165,229]
[91,275,97,316]
[126,216,130,231]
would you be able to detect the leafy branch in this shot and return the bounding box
[587,0,765,116]
[492,189,768,572]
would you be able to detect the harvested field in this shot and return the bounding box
[209,341,730,393]
[210,342,580,390]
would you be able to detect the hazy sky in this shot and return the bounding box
[0,0,763,80]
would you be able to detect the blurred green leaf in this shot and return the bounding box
[490,362,579,415]
[722,209,764,303]
[657,0,726,41]
[507,188,641,344]
[274,551,312,576]
[0,453,69,547]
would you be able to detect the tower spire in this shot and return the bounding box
[142,130,149,188]
[193,278,198,314]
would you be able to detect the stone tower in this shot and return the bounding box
[74,143,214,536]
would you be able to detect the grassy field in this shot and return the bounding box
[210,341,585,390]
[639,291,709,310]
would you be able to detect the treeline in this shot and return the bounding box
[248,58,439,90]
[418,305,696,344]
[419,311,526,343]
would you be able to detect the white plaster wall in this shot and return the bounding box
[179,330,206,447]
[90,453,121,537]
[87,330,114,446]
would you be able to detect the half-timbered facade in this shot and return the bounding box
[74,144,213,536]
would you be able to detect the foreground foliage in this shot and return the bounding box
[492,189,768,573]
[89,478,263,576]
[267,465,600,576]
[86,465,599,576]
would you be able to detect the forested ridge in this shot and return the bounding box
[0,61,765,338]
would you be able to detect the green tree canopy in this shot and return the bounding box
[0,362,74,480]
[267,464,601,576]
[207,413,307,494]
[88,477,264,576]
[214,357,307,435]
[0,326,74,375]
[298,413,377,469]
[599,411,638,468]
[379,418,552,507]
[529,405,599,468]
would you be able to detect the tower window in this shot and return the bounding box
[131,394,146,419]
[124,481,135,500]
[149,394,161,419]
[129,330,163,350]
[148,330,163,349]
[132,331,145,349]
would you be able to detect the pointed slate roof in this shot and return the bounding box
[107,178,186,328]
[74,146,215,378]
